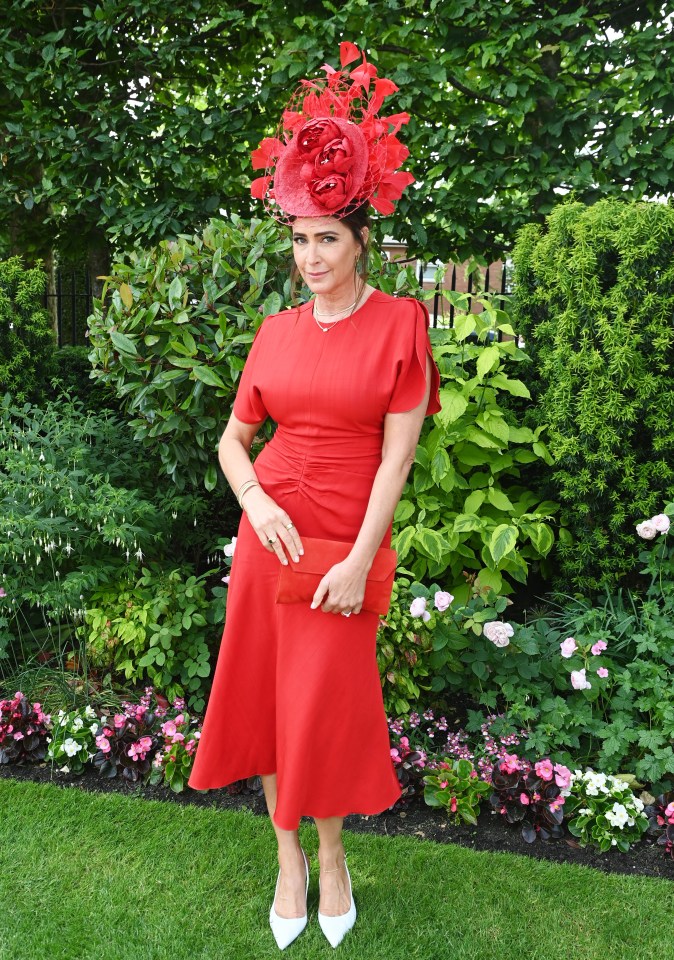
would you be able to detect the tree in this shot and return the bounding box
[1,1,672,270]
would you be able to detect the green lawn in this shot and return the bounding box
[1,778,671,960]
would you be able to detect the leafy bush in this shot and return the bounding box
[565,768,649,853]
[0,256,55,404]
[0,691,50,764]
[52,346,120,414]
[424,757,491,825]
[149,706,202,793]
[46,704,99,773]
[91,694,162,782]
[453,502,674,793]
[87,215,293,490]
[512,198,674,592]
[0,393,203,634]
[83,564,215,713]
[489,753,570,843]
[394,289,561,599]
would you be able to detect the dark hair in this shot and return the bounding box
[288,204,372,304]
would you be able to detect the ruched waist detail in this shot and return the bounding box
[268,426,383,469]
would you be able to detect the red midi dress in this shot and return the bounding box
[187,290,442,830]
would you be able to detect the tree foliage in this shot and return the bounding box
[512,198,674,593]
[1,1,672,267]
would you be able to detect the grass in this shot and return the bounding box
[1,778,672,960]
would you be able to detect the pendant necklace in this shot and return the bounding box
[312,298,357,333]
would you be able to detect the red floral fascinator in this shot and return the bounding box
[250,41,415,220]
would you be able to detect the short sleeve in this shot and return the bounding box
[386,299,442,416]
[232,321,269,424]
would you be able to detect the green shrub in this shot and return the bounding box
[512,198,674,593]
[394,290,561,599]
[83,564,214,713]
[87,215,293,490]
[0,256,56,404]
[52,346,120,414]
[0,393,203,662]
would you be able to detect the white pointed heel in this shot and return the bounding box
[318,856,357,948]
[269,848,310,950]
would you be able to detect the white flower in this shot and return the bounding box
[651,513,670,534]
[89,724,98,735]
[72,717,83,731]
[84,706,96,718]
[223,536,237,558]
[410,596,427,618]
[63,738,80,758]
[135,547,143,560]
[571,668,592,690]
[636,520,657,540]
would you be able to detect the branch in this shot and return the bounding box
[377,43,508,107]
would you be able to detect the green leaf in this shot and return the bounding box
[110,331,138,356]
[191,365,226,388]
[489,524,518,563]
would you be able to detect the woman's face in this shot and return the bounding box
[291,217,367,298]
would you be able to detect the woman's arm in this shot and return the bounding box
[311,354,433,614]
[219,413,304,564]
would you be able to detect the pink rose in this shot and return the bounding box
[651,514,670,534]
[636,520,657,540]
[483,621,514,648]
[560,637,578,658]
[591,640,607,655]
[434,590,454,612]
[309,136,356,179]
[571,668,591,690]
[596,667,609,678]
[535,759,554,781]
[296,118,342,160]
[409,597,427,618]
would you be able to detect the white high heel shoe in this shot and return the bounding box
[269,848,310,950]
[318,856,357,948]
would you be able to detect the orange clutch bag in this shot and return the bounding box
[275,536,397,615]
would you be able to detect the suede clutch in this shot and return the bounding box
[275,536,397,615]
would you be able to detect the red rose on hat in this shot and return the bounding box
[301,135,356,183]
[297,118,342,161]
[309,173,354,210]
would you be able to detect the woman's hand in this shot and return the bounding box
[243,487,304,565]
[310,558,369,616]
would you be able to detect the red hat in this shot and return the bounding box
[251,42,415,220]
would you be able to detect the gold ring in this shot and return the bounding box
[285,522,294,529]
[267,536,277,545]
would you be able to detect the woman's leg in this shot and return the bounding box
[262,773,308,918]
[314,816,352,916]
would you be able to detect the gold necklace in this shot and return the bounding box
[313,307,348,333]
[313,298,357,317]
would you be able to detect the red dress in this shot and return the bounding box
[187,291,442,830]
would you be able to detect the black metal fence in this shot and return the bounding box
[43,267,94,348]
[45,260,512,347]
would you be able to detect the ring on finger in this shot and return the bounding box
[341,610,352,618]
[267,535,278,545]
[285,521,294,530]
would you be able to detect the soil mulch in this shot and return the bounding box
[2,760,672,882]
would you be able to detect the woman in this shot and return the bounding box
[188,43,441,949]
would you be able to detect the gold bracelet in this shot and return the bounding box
[237,480,260,507]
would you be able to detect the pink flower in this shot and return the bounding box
[113,714,126,729]
[390,748,400,762]
[560,637,578,658]
[410,597,427,618]
[221,576,230,584]
[13,731,24,740]
[162,720,177,737]
[0,587,6,598]
[533,792,541,802]
[139,736,153,751]
[651,514,671,534]
[450,797,458,813]
[665,802,674,821]
[439,780,448,789]
[434,591,454,611]
[223,536,237,557]
[553,763,572,789]
[596,667,609,678]
[422,610,431,622]
[636,520,657,540]
[591,640,607,655]
[500,753,520,774]
[535,759,554,781]
[520,792,530,805]
[171,733,185,743]
[483,621,514,648]
[96,736,111,753]
[571,668,591,690]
